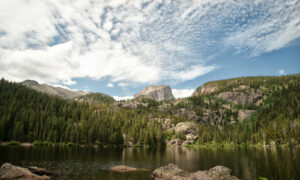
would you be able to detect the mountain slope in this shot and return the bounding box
[74,93,115,104]
[22,80,115,104]
[22,80,89,99]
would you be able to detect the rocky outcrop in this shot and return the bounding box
[192,84,218,96]
[168,122,198,146]
[22,80,89,100]
[134,85,175,101]
[0,163,50,180]
[109,165,149,173]
[173,109,201,122]
[216,89,264,105]
[152,163,239,180]
[174,122,196,134]
[238,110,254,122]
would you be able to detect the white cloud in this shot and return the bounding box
[172,89,194,98]
[113,96,133,101]
[223,0,300,57]
[173,65,217,81]
[107,83,114,88]
[278,69,285,75]
[0,0,298,86]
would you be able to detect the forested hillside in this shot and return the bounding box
[0,79,164,146]
[0,74,299,147]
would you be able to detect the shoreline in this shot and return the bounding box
[1,141,299,148]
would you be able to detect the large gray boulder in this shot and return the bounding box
[152,163,240,180]
[0,163,50,180]
[134,85,175,101]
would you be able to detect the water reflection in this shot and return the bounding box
[0,146,299,180]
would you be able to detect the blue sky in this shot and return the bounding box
[0,0,299,99]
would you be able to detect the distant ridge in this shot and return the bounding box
[22,80,89,99]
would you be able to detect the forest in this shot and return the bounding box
[0,74,299,147]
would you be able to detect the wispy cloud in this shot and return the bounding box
[0,0,299,86]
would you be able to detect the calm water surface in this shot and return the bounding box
[0,146,299,180]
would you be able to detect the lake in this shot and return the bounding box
[0,146,299,180]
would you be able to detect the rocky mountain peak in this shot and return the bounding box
[134,85,175,101]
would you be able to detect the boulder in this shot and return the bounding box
[0,163,50,180]
[152,163,240,180]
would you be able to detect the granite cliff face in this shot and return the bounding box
[22,80,89,99]
[134,85,175,101]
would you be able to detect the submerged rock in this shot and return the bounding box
[28,167,53,176]
[0,163,50,180]
[152,163,240,180]
[109,165,150,173]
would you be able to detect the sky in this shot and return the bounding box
[0,0,300,100]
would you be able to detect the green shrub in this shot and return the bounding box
[67,142,75,146]
[7,140,20,146]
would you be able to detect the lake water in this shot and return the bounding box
[0,146,299,180]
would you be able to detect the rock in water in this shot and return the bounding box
[109,165,149,173]
[134,85,175,101]
[28,167,53,176]
[152,163,240,180]
[0,163,50,180]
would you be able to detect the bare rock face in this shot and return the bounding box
[134,85,175,101]
[152,164,240,180]
[216,89,264,105]
[0,163,50,180]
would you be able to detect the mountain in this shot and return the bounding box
[22,80,89,99]
[134,85,175,101]
[0,74,299,147]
